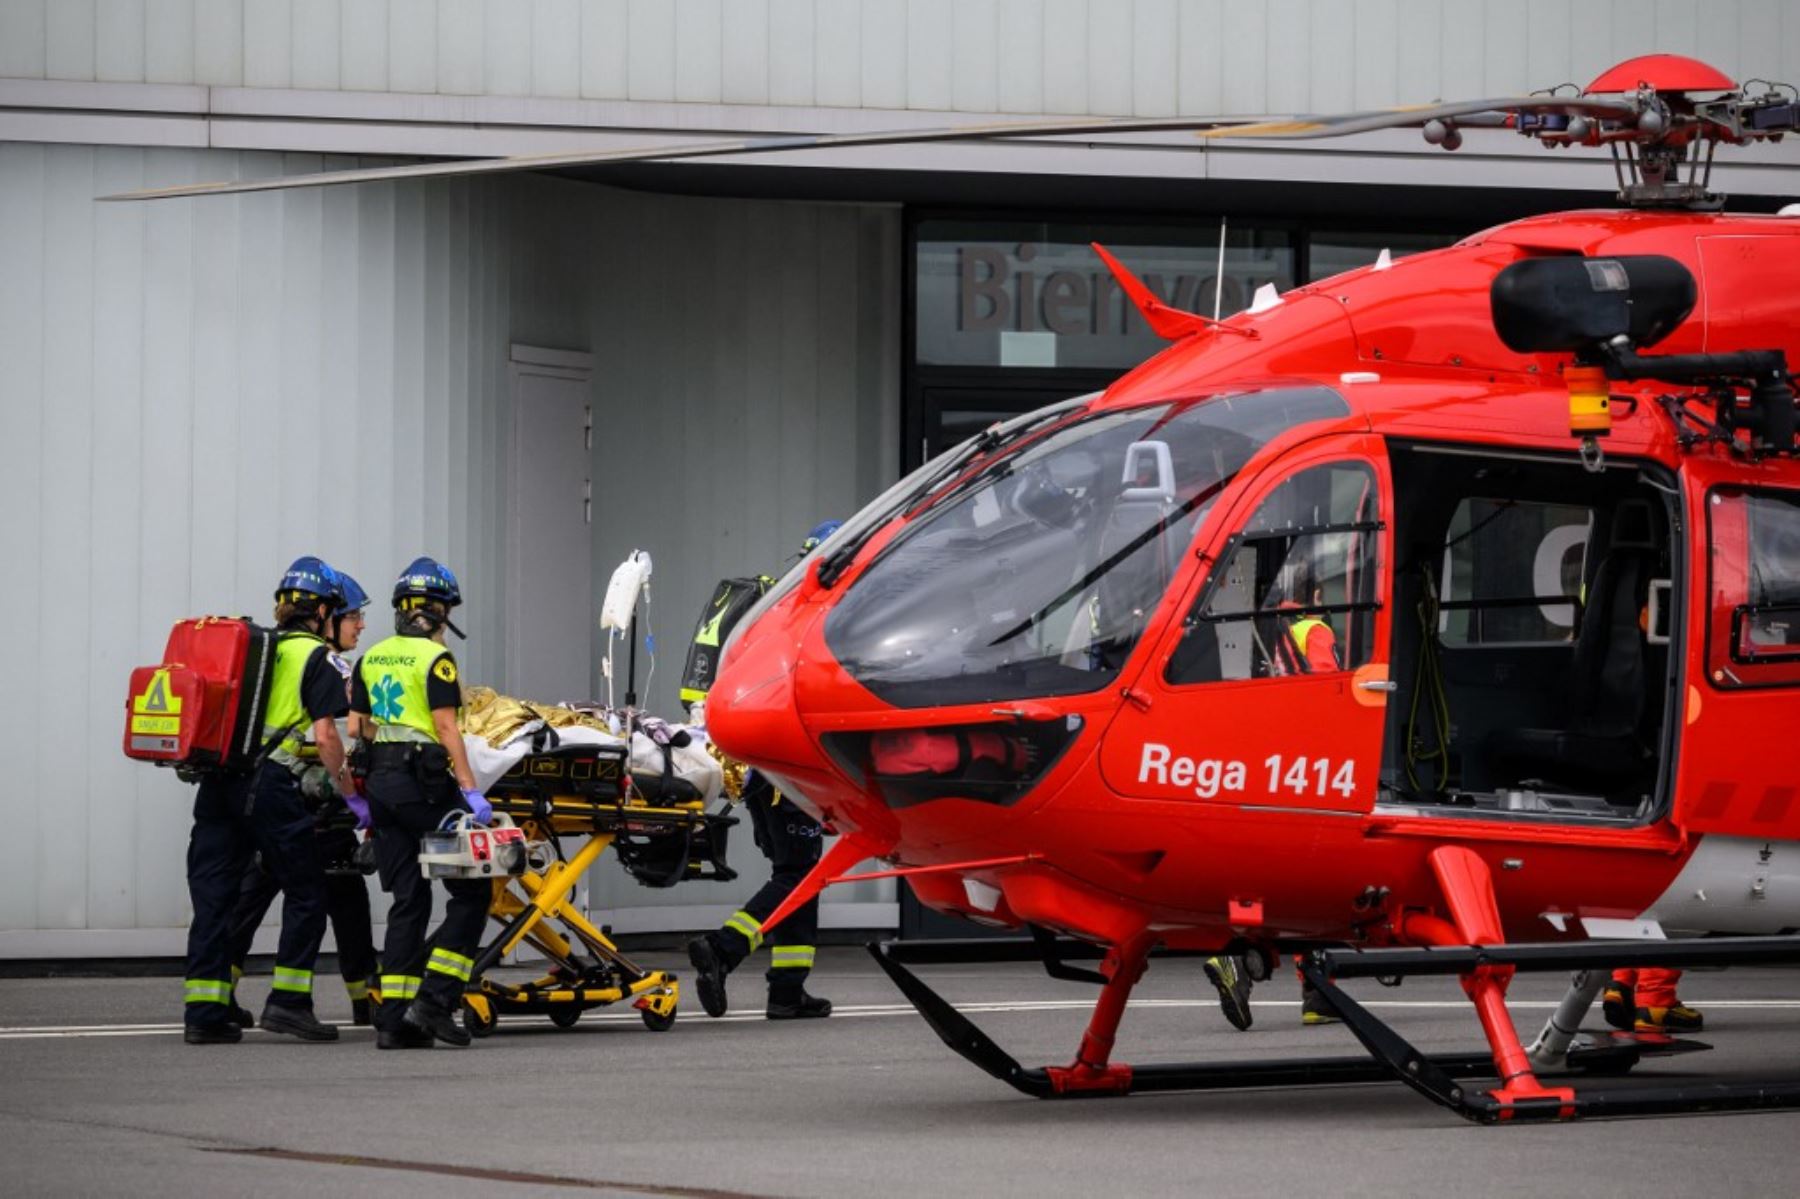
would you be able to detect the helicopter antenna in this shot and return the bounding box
[1213,216,1227,321]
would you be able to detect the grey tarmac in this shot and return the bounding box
[4,951,1798,1198]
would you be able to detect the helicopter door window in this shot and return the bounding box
[1708,488,1800,687]
[1437,499,1591,647]
[1168,462,1381,685]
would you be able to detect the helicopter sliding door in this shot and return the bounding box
[1099,433,1391,815]
[1674,473,1800,841]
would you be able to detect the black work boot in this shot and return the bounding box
[766,990,832,1020]
[350,998,373,1027]
[687,935,730,1018]
[403,998,472,1046]
[1602,981,1636,1031]
[1203,954,1255,1031]
[184,1023,243,1045]
[376,1024,434,1050]
[259,1004,341,1042]
[227,1001,257,1029]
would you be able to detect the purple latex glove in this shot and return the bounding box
[460,788,492,825]
[343,791,372,831]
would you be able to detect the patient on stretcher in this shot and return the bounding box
[457,686,722,805]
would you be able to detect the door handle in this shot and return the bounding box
[1358,679,1397,692]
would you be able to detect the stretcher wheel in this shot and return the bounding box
[463,999,497,1039]
[641,1005,677,1032]
[548,1007,582,1029]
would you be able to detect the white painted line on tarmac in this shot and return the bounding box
[4,995,1798,1040]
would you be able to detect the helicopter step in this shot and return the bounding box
[870,929,1800,1123]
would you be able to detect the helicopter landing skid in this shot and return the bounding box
[868,937,1798,1122]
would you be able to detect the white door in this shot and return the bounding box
[506,347,594,702]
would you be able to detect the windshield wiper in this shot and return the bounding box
[816,396,1090,588]
[985,476,1230,649]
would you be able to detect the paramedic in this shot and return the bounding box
[182,557,353,1045]
[352,557,492,1049]
[223,571,379,1027]
[686,521,841,1022]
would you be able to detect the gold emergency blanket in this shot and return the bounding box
[459,685,617,743]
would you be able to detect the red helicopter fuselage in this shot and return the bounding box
[708,208,1800,961]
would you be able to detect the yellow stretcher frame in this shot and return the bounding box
[457,791,723,1037]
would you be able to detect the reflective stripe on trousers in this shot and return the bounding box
[426,948,474,982]
[769,946,816,971]
[725,910,764,951]
[380,974,422,1001]
[184,978,232,1004]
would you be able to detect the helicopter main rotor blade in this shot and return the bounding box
[100,112,1267,202]
[1198,95,1641,140]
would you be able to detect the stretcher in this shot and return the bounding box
[457,739,738,1037]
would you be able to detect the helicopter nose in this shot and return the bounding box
[706,617,815,772]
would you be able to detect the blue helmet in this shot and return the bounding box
[332,571,371,613]
[393,556,462,608]
[801,519,843,552]
[276,556,341,607]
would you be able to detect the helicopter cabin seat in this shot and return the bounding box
[1483,501,1661,801]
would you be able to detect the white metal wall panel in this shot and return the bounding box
[578,0,627,99]
[1219,0,1264,113]
[193,0,242,85]
[483,0,531,96]
[530,0,578,99]
[904,0,952,112]
[721,0,768,104]
[625,0,673,101]
[0,143,517,943]
[815,0,860,109]
[674,0,722,104]
[1177,0,1223,115]
[1042,0,1088,113]
[1264,0,1309,117]
[290,0,339,91]
[243,0,291,87]
[9,0,1800,118]
[1354,0,1401,110]
[388,0,434,92]
[858,0,905,110]
[1130,0,1177,118]
[95,0,145,82]
[437,0,482,93]
[767,0,813,107]
[341,0,388,91]
[0,142,899,945]
[950,0,996,115]
[46,0,96,80]
[143,0,194,84]
[0,144,45,938]
[997,0,1044,113]
[0,0,46,77]
[1086,0,1132,117]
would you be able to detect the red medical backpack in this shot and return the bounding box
[123,617,280,776]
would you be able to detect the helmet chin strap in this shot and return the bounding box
[445,617,467,640]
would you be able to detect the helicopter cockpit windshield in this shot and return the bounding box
[825,386,1351,708]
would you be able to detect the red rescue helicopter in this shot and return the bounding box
[699,53,1800,1123]
[120,53,1800,1122]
